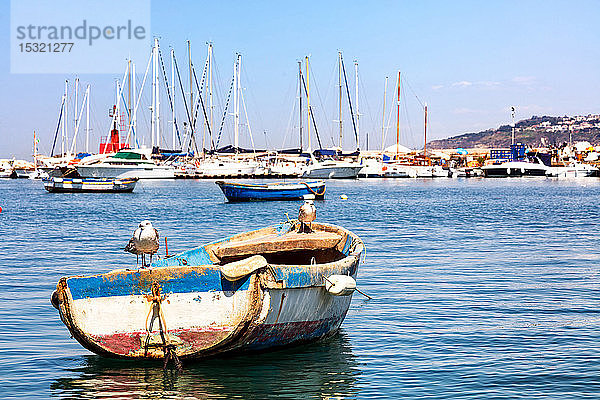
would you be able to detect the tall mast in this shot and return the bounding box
[424,103,428,155]
[354,60,359,149]
[33,130,37,173]
[396,71,401,158]
[381,76,388,153]
[85,85,90,153]
[151,40,156,148]
[338,51,343,148]
[128,59,131,137]
[115,79,121,148]
[74,77,79,154]
[188,40,193,146]
[132,61,136,147]
[298,60,303,151]
[171,48,176,149]
[234,54,241,154]
[64,80,69,157]
[156,39,161,148]
[208,42,214,156]
[306,56,312,154]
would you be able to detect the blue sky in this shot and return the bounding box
[1,0,599,158]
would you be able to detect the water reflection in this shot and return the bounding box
[50,333,360,399]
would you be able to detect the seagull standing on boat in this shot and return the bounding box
[298,199,316,233]
[124,220,159,267]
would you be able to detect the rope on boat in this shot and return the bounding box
[144,282,183,371]
[300,181,326,196]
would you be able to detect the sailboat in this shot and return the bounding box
[192,49,259,178]
[301,54,363,179]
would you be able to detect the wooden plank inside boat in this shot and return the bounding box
[212,231,343,259]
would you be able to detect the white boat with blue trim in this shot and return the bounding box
[51,216,364,361]
[43,177,138,193]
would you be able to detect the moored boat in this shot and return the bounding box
[481,159,548,177]
[76,149,175,179]
[216,180,326,201]
[545,161,598,178]
[43,177,138,193]
[301,160,362,179]
[51,216,364,361]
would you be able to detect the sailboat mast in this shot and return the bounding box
[338,52,343,149]
[33,130,37,173]
[85,85,90,153]
[132,61,136,147]
[74,77,78,154]
[128,59,131,136]
[234,54,240,154]
[208,43,214,155]
[63,80,68,157]
[188,40,193,150]
[171,49,176,149]
[156,40,161,149]
[424,103,428,155]
[381,76,388,153]
[298,60,303,151]
[306,56,312,154]
[396,71,401,158]
[151,41,156,148]
[354,60,359,149]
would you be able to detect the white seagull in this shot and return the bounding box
[298,199,316,233]
[125,220,159,267]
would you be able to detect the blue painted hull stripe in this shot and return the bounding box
[67,268,250,300]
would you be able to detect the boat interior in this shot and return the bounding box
[206,223,353,266]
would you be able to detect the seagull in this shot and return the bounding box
[298,199,316,233]
[125,220,159,267]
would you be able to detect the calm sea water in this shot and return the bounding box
[1,177,600,399]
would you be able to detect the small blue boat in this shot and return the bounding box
[216,180,326,202]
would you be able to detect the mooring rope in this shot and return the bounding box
[144,282,183,371]
[300,181,326,196]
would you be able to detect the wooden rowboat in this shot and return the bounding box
[215,180,326,202]
[51,218,363,361]
[43,177,138,193]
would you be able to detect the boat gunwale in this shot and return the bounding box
[215,180,325,190]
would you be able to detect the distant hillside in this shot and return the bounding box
[428,114,600,149]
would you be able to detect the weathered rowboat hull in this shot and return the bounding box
[43,177,138,193]
[215,180,326,202]
[52,221,363,359]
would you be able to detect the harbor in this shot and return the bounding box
[3,0,600,398]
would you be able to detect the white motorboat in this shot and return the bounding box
[268,158,307,177]
[358,158,412,178]
[432,165,450,178]
[546,161,599,178]
[302,159,362,179]
[76,149,176,179]
[482,159,548,177]
[194,158,258,178]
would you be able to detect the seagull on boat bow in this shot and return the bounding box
[124,220,159,267]
[298,199,316,233]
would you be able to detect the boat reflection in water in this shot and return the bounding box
[50,332,359,399]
